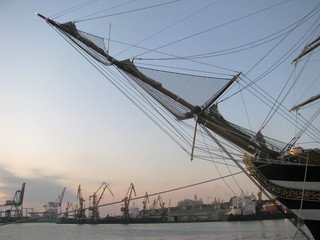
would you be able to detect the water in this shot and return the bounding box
[0,220,310,240]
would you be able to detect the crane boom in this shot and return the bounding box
[141,192,149,215]
[76,185,86,219]
[89,182,114,219]
[58,187,66,206]
[121,183,136,218]
[96,182,114,206]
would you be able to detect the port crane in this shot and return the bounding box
[157,195,166,217]
[121,183,136,218]
[57,187,66,214]
[43,187,66,220]
[89,182,113,220]
[151,195,166,216]
[75,185,86,220]
[63,202,73,218]
[0,182,26,221]
[141,192,149,216]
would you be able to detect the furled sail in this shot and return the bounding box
[292,35,320,64]
[290,93,320,111]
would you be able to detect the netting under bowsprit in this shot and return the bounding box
[128,67,233,119]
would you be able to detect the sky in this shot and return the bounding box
[1,0,319,216]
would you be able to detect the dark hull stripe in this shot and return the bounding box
[278,198,320,210]
[254,162,320,182]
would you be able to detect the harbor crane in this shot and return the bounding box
[0,182,26,221]
[89,182,114,220]
[151,198,158,215]
[141,192,149,216]
[157,195,166,217]
[121,183,136,218]
[76,185,86,220]
[43,187,66,220]
[151,195,166,216]
[57,187,66,214]
[63,201,73,218]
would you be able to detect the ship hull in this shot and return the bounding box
[246,159,320,239]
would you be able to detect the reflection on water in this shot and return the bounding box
[0,220,313,240]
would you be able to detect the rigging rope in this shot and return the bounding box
[238,81,252,132]
[50,18,319,165]
[254,21,320,144]
[50,21,205,159]
[222,74,320,145]
[105,37,236,75]
[218,5,320,102]
[47,15,273,190]
[133,0,291,59]
[43,14,315,239]
[199,127,240,196]
[136,22,300,61]
[258,45,317,138]
[116,68,194,152]
[50,23,191,156]
[245,3,320,78]
[49,19,248,168]
[201,125,311,239]
[114,0,222,58]
[74,0,138,22]
[74,0,181,23]
[50,0,98,20]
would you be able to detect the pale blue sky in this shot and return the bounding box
[1,0,319,214]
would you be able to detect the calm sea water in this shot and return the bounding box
[0,220,313,240]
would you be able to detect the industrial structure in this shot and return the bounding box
[121,183,136,219]
[63,202,75,219]
[0,183,26,222]
[88,182,113,220]
[140,192,149,216]
[29,187,66,222]
[42,187,66,221]
[150,195,166,218]
[228,192,256,216]
[75,185,86,220]
[0,181,292,225]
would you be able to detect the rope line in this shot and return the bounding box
[114,0,222,58]
[74,0,138,22]
[199,127,240,196]
[50,0,98,20]
[74,0,181,23]
[133,0,291,59]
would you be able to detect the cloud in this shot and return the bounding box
[0,166,76,211]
